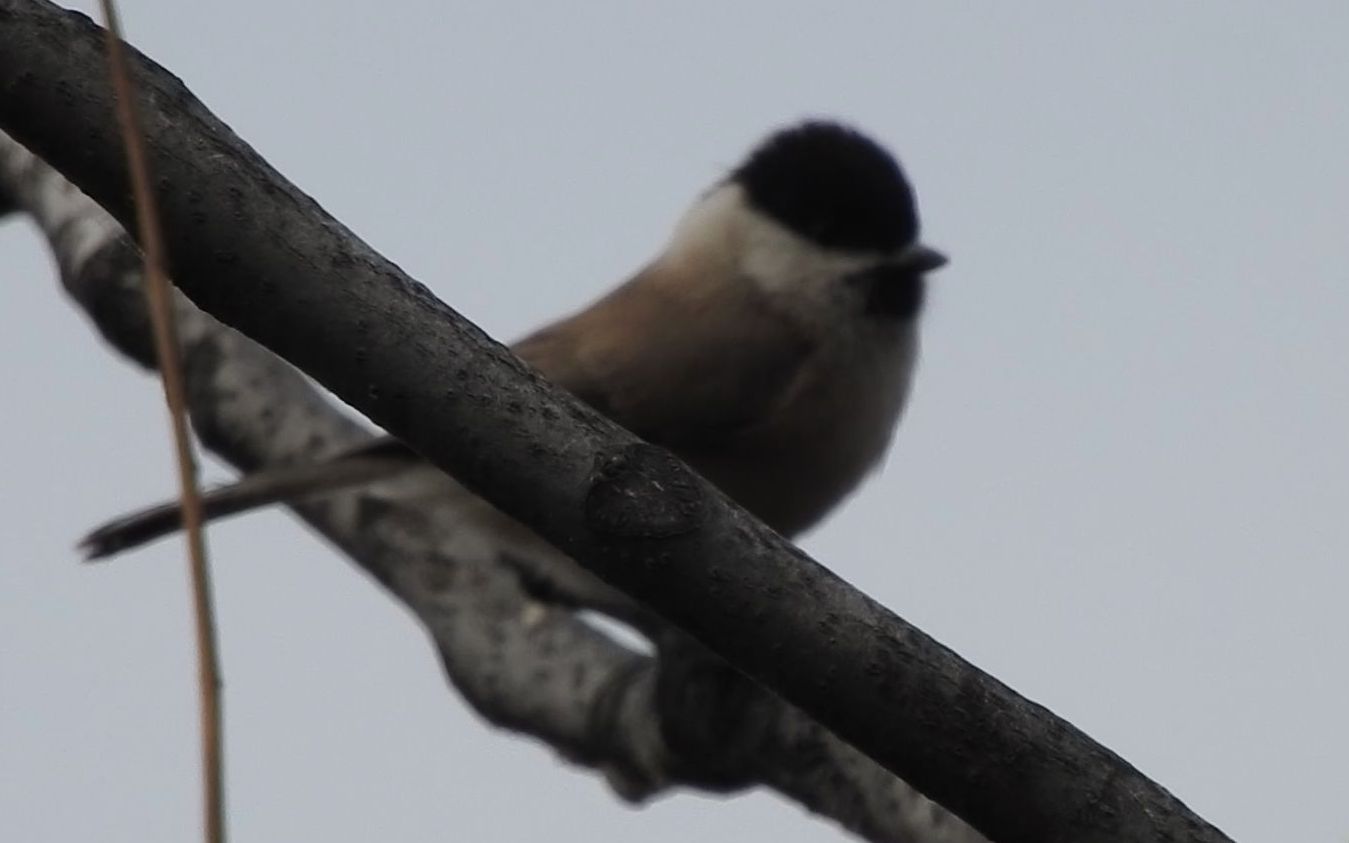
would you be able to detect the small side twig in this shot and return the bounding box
[97,4,226,841]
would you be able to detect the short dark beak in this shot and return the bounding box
[899,243,949,273]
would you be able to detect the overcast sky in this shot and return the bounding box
[3,3,1347,841]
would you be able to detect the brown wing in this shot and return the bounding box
[510,268,815,450]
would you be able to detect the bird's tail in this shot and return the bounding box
[79,441,415,560]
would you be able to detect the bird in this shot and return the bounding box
[80,120,947,602]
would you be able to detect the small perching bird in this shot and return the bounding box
[81,120,947,584]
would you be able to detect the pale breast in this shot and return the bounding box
[685,324,917,537]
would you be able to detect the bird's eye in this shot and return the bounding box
[846,264,926,320]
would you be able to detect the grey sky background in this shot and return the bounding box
[3,2,1347,840]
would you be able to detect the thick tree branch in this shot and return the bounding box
[2,129,980,843]
[0,3,1233,841]
[2,130,978,842]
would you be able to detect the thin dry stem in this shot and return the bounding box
[98,3,226,841]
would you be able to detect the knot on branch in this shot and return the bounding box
[585,443,704,540]
[654,633,772,792]
[583,639,769,798]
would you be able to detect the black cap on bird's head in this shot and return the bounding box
[732,121,936,259]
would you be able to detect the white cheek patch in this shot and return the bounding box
[738,210,872,299]
[669,182,874,312]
